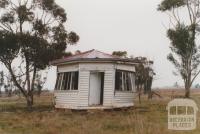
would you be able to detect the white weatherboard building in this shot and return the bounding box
[52,49,139,109]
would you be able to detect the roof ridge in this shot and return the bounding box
[94,49,120,58]
[85,49,95,57]
[51,49,127,65]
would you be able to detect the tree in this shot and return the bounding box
[194,83,200,88]
[0,0,79,109]
[135,57,155,102]
[158,0,200,98]
[112,51,155,102]
[112,51,127,58]
[4,73,14,97]
[34,72,47,96]
[173,82,179,88]
[63,52,73,58]
[135,63,145,103]
[0,71,4,97]
[75,50,81,55]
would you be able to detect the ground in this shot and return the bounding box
[0,90,200,134]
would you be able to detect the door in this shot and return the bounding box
[89,72,102,105]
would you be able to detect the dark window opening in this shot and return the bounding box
[55,71,79,90]
[115,70,135,91]
[100,72,104,105]
[55,73,63,90]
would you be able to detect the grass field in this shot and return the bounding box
[0,90,200,134]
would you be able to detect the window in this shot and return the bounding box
[55,71,79,90]
[55,73,63,90]
[115,70,135,91]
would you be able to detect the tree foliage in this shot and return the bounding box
[135,58,155,102]
[112,51,155,101]
[158,0,185,11]
[0,0,79,109]
[34,72,47,96]
[112,51,127,58]
[158,0,200,97]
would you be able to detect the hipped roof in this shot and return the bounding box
[51,49,142,65]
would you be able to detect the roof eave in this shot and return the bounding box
[51,58,142,66]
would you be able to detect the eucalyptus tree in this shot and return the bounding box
[135,57,155,102]
[34,72,47,96]
[112,51,128,58]
[158,0,200,98]
[0,0,79,109]
[0,71,4,97]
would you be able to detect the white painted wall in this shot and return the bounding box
[54,90,78,109]
[54,63,80,109]
[113,92,136,107]
[115,64,135,72]
[103,70,115,106]
[54,62,136,109]
[78,70,90,107]
[79,63,115,107]
[57,64,79,72]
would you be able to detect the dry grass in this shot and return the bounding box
[0,90,199,134]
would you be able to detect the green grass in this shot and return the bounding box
[0,92,199,134]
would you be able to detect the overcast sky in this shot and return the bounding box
[44,0,191,89]
[1,0,199,89]
[44,0,187,89]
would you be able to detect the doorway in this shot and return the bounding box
[89,72,104,106]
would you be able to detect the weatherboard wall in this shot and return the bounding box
[54,63,80,109]
[79,63,115,107]
[113,64,136,107]
[54,62,136,109]
[54,91,78,109]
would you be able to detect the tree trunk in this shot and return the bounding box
[7,64,27,98]
[138,92,141,104]
[31,67,37,92]
[148,90,152,99]
[185,88,190,98]
[26,93,33,110]
[25,59,31,94]
[185,70,191,98]
[184,24,195,98]
[138,85,142,104]
[185,79,190,98]
[37,88,41,97]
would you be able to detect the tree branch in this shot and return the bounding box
[31,66,37,91]
[190,69,200,87]
[6,63,27,98]
[186,0,194,24]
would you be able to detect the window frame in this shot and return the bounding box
[115,69,135,92]
[55,71,79,91]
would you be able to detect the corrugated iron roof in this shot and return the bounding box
[66,49,118,59]
[51,49,141,65]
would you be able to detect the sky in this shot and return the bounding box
[44,0,185,89]
[1,0,199,89]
